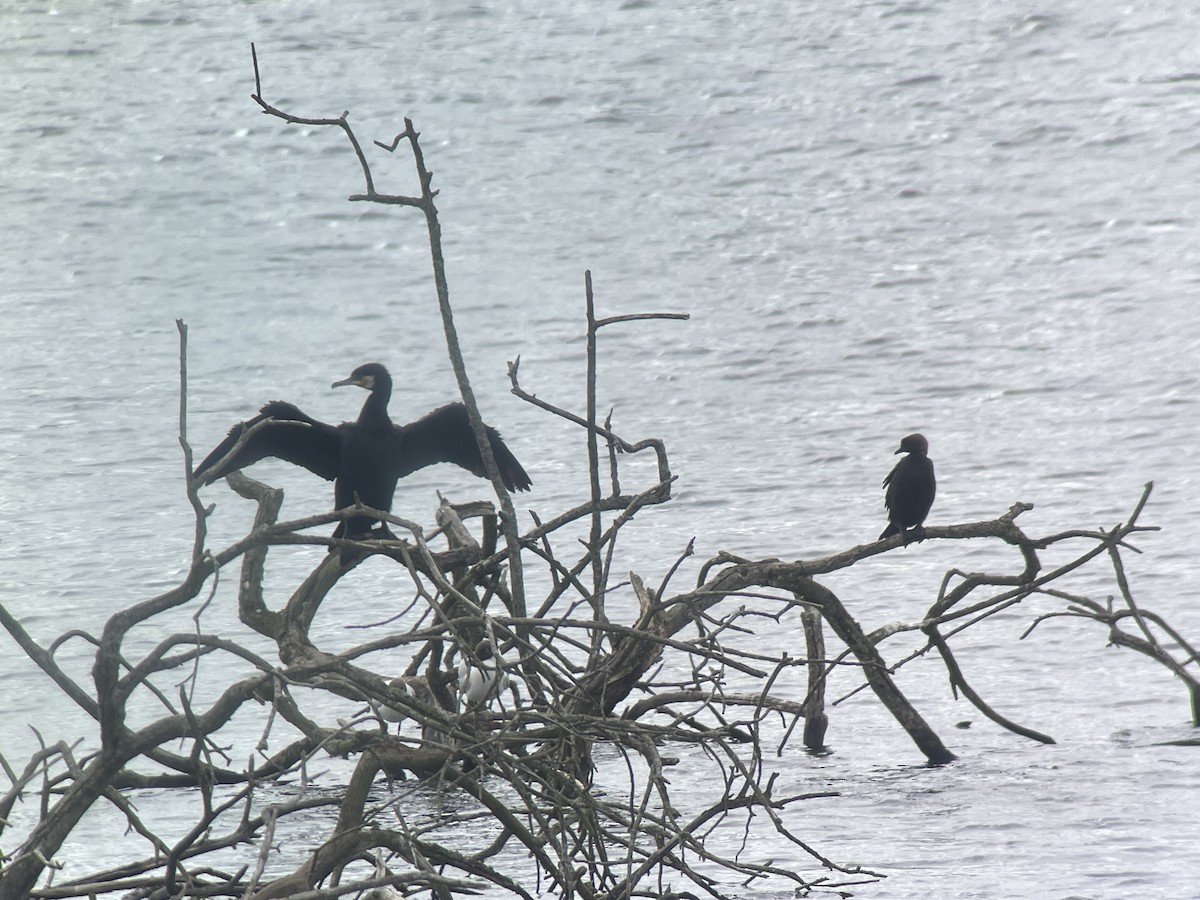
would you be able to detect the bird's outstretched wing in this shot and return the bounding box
[193,401,343,485]
[397,403,532,491]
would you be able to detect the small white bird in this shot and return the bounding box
[378,674,435,725]
[457,640,510,710]
[364,849,405,899]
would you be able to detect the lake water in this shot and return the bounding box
[2,2,1199,897]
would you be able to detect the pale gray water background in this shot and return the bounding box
[2,1,1199,897]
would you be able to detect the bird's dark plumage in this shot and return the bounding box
[879,433,935,544]
[193,363,531,540]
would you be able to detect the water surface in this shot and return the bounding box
[2,2,1198,897]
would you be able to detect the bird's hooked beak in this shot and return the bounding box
[894,445,905,455]
[332,373,374,391]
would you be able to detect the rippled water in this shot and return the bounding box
[3,2,1199,897]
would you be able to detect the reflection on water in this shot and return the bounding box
[2,1,1199,896]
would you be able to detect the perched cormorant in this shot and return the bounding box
[879,433,936,545]
[193,363,531,540]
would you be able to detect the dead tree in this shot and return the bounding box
[1,47,1196,900]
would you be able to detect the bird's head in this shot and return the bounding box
[332,362,391,393]
[895,433,929,456]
